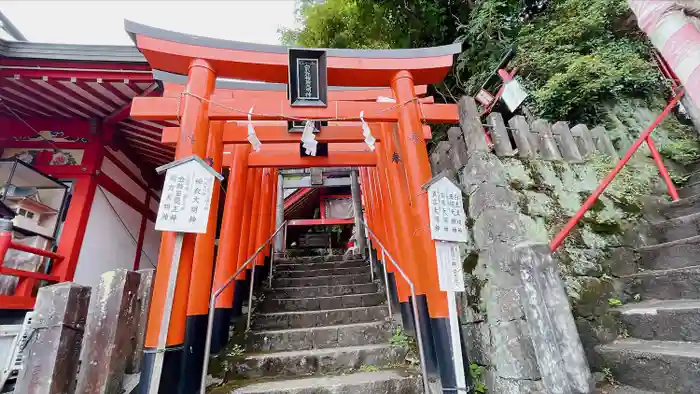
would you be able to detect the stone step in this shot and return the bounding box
[680,182,700,199]
[650,212,700,243]
[613,299,700,342]
[224,370,421,394]
[232,344,407,379]
[657,193,700,219]
[596,339,700,393]
[276,254,356,264]
[273,273,372,288]
[273,266,370,279]
[267,283,379,299]
[687,170,700,186]
[638,235,700,271]
[622,266,700,300]
[274,259,369,271]
[252,305,389,330]
[602,386,663,394]
[247,321,394,353]
[261,292,385,313]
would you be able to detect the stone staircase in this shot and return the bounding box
[596,171,700,394]
[209,254,422,393]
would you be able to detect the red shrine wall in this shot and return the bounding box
[73,147,161,288]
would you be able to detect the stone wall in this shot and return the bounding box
[432,97,656,391]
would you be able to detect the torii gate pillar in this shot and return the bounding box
[391,70,462,391]
[140,59,216,394]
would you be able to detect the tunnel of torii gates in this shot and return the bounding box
[125,21,467,394]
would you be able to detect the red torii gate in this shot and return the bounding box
[125,20,462,394]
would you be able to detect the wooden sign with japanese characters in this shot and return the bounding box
[155,157,220,234]
[427,176,468,243]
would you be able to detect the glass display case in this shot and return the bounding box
[0,159,69,240]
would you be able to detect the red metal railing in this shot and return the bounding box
[0,230,64,309]
[550,90,684,251]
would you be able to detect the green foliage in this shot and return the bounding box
[588,153,658,211]
[389,327,410,348]
[359,364,380,372]
[227,344,245,358]
[470,363,488,393]
[607,297,622,306]
[282,0,699,164]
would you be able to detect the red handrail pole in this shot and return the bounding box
[9,241,65,262]
[646,136,680,201]
[0,231,11,268]
[550,90,684,252]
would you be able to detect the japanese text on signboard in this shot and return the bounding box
[427,177,468,243]
[156,161,215,234]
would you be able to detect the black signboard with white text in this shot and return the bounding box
[288,48,328,107]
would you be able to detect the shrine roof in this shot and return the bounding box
[125,20,461,86]
[0,38,146,63]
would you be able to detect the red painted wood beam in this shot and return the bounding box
[162,82,428,101]
[0,116,92,139]
[103,148,160,200]
[160,124,433,145]
[0,295,35,310]
[96,172,157,221]
[287,218,354,226]
[0,267,60,282]
[105,82,159,125]
[42,79,106,117]
[246,151,377,168]
[131,97,460,123]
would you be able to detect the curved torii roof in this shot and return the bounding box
[125,20,462,86]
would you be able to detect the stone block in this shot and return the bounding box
[570,124,597,157]
[462,322,491,366]
[233,344,406,379]
[591,126,619,159]
[575,315,621,370]
[572,163,599,193]
[508,115,534,158]
[502,158,535,189]
[596,339,700,393]
[268,282,378,298]
[490,319,540,380]
[430,141,453,175]
[273,272,371,288]
[252,305,388,330]
[125,268,154,374]
[459,96,490,152]
[531,119,563,161]
[487,373,546,394]
[607,247,638,277]
[15,283,91,394]
[622,266,700,300]
[568,249,603,277]
[75,269,141,394]
[529,160,563,191]
[512,243,593,394]
[468,183,520,219]
[458,150,508,194]
[574,277,619,317]
[447,126,469,169]
[473,210,542,249]
[487,112,515,156]
[524,191,553,217]
[551,121,583,162]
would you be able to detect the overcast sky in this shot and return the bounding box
[0,1,298,45]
